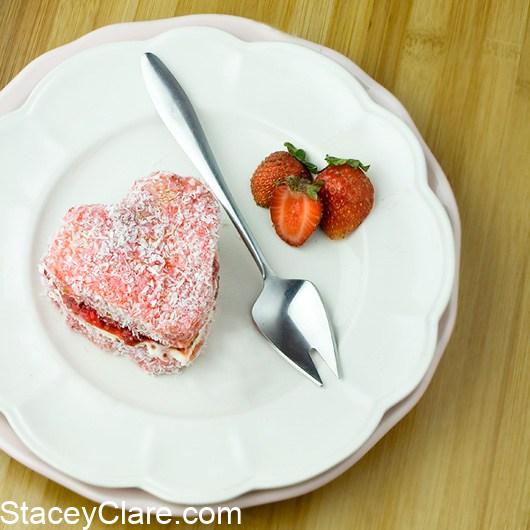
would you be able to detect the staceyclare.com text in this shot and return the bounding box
[0,500,242,528]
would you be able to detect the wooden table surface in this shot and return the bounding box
[1,1,529,529]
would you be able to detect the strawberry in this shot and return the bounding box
[250,142,317,207]
[316,155,374,239]
[269,176,323,247]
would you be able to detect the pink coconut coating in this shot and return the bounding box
[42,171,220,348]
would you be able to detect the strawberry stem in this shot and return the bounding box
[283,175,323,200]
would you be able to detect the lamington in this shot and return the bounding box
[40,171,220,375]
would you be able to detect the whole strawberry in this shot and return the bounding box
[270,176,323,247]
[316,156,374,239]
[251,142,318,207]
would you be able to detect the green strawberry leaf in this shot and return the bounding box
[303,180,323,200]
[284,175,323,200]
[325,155,370,172]
[284,142,319,173]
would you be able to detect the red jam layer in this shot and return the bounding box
[63,297,147,346]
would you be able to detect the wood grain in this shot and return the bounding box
[0,1,529,529]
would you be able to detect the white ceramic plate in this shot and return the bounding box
[0,15,461,514]
[0,16,461,514]
[0,26,454,504]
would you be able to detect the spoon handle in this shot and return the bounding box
[142,52,272,279]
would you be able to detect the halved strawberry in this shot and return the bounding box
[269,176,323,247]
[250,142,318,207]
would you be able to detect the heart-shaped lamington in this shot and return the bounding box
[40,171,220,375]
